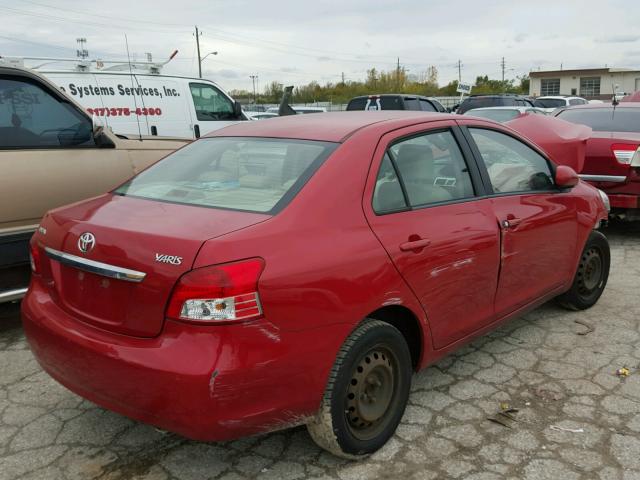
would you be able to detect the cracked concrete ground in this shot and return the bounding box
[1,223,640,480]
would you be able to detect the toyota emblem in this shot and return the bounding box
[77,232,96,254]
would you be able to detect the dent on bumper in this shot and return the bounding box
[21,281,347,441]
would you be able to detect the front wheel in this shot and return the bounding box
[556,230,610,310]
[306,319,412,459]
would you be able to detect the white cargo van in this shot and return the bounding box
[0,56,246,139]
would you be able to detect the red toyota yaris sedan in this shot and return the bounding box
[23,111,610,458]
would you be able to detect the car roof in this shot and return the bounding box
[207,111,456,142]
[468,106,531,111]
[466,94,528,98]
[349,94,435,100]
[536,96,583,100]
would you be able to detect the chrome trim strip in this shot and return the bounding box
[0,287,28,303]
[45,247,146,283]
[579,174,626,183]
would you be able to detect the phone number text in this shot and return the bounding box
[86,107,163,117]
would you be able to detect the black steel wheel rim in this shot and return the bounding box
[578,247,603,295]
[344,345,397,441]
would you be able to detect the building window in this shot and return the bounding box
[540,78,560,96]
[580,77,601,96]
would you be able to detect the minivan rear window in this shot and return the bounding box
[114,138,337,214]
[346,96,405,111]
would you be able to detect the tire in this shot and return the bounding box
[556,230,610,311]
[306,319,412,459]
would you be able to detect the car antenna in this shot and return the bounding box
[125,34,143,142]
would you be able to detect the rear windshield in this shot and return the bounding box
[459,97,512,113]
[467,108,520,122]
[534,98,566,108]
[346,96,405,111]
[556,108,640,133]
[114,137,337,214]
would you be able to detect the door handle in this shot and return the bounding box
[399,238,431,252]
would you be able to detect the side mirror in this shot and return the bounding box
[555,165,579,188]
[93,126,115,148]
[233,100,244,119]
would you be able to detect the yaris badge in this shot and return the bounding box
[77,232,96,254]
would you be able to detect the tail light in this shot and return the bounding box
[166,258,265,323]
[29,243,42,274]
[611,144,639,165]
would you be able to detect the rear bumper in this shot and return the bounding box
[608,194,640,210]
[22,279,346,441]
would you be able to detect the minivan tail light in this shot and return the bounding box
[611,144,639,165]
[166,258,265,323]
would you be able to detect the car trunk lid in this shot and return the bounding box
[583,132,640,180]
[39,194,269,337]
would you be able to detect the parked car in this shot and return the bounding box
[265,106,327,115]
[555,103,640,220]
[456,94,534,114]
[245,112,279,120]
[0,65,189,303]
[464,106,547,122]
[533,96,588,113]
[621,92,640,102]
[0,56,246,139]
[346,94,446,112]
[23,111,610,458]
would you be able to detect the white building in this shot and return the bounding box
[529,67,640,100]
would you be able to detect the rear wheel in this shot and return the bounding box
[556,230,610,310]
[306,319,412,458]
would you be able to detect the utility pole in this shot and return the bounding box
[249,75,258,103]
[396,57,400,91]
[457,59,462,83]
[194,26,202,78]
[501,57,506,82]
[341,72,345,84]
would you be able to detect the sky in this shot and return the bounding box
[0,0,639,93]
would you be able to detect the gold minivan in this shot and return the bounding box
[0,65,189,302]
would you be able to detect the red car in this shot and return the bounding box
[22,111,610,458]
[555,103,640,221]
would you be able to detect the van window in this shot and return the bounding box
[189,83,235,121]
[0,76,94,149]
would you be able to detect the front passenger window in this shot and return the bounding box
[469,128,554,193]
[0,77,95,149]
[189,83,234,121]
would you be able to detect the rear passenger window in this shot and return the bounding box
[469,128,554,193]
[372,154,407,213]
[374,130,475,210]
[0,77,95,149]
[404,98,420,110]
[419,99,437,112]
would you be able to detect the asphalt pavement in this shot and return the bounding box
[1,223,640,480]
